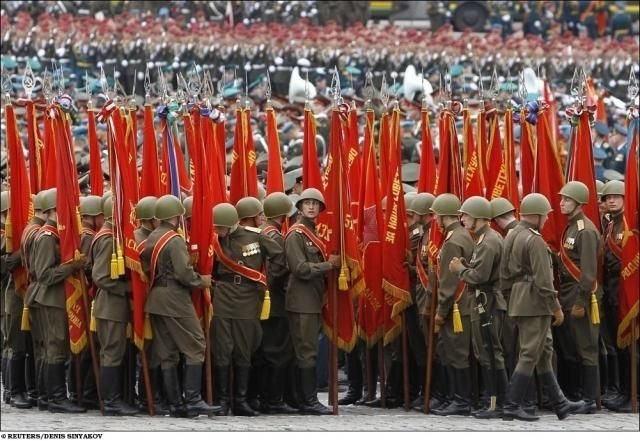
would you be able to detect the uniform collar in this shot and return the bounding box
[445,220,462,233]
[300,216,317,230]
[568,210,585,224]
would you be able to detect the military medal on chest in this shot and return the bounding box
[242,242,261,257]
[564,236,575,250]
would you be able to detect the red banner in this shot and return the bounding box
[462,108,483,198]
[25,100,44,193]
[617,117,639,348]
[503,109,520,211]
[4,104,32,295]
[265,106,285,194]
[417,108,437,194]
[346,107,362,223]
[520,112,536,196]
[378,113,391,192]
[140,105,162,198]
[302,108,323,191]
[229,107,258,204]
[50,105,87,354]
[485,110,506,200]
[42,113,57,190]
[86,108,104,196]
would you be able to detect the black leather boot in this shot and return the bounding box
[80,354,99,410]
[2,356,10,404]
[25,349,39,406]
[101,366,138,416]
[10,357,32,409]
[539,370,586,420]
[339,348,363,405]
[602,354,624,408]
[47,362,86,413]
[298,366,332,415]
[474,368,506,419]
[432,368,472,416]
[161,366,188,418]
[138,367,170,415]
[37,360,48,410]
[183,364,220,416]
[232,366,260,416]
[263,366,298,414]
[503,371,539,421]
[577,365,599,414]
[214,366,230,416]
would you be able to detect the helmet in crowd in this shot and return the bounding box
[559,181,589,205]
[80,195,103,216]
[155,195,185,221]
[490,197,516,218]
[103,195,113,219]
[430,193,462,216]
[459,196,492,219]
[409,193,436,216]
[520,193,553,216]
[213,203,239,228]
[264,192,294,219]
[34,190,48,212]
[236,197,264,219]
[296,188,326,211]
[41,188,58,212]
[183,196,193,219]
[136,196,158,221]
[601,180,624,198]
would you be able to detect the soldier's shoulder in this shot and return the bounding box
[243,226,262,234]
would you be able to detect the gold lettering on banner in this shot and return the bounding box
[231,150,239,165]
[621,253,639,280]
[130,202,137,227]
[385,171,402,244]
[126,238,137,252]
[348,148,358,168]
[160,172,168,185]
[465,151,479,186]
[248,150,256,167]
[362,288,382,310]
[316,222,332,243]
[491,163,508,199]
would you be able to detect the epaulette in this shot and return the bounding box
[528,228,541,236]
[43,231,53,236]
[577,219,584,231]
[477,233,485,244]
[244,226,262,234]
[445,231,453,240]
[411,227,421,236]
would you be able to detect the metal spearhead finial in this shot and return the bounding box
[157,66,168,104]
[244,69,250,108]
[22,61,35,100]
[176,72,188,106]
[363,71,375,109]
[488,66,499,101]
[330,66,342,108]
[570,65,583,104]
[99,64,108,98]
[265,69,272,102]
[128,69,137,108]
[85,70,93,108]
[144,65,151,101]
[187,65,202,102]
[518,70,527,105]
[202,68,214,106]
[1,68,11,102]
[380,72,389,109]
[628,67,639,103]
[43,67,53,103]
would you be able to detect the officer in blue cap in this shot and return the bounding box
[593,147,608,181]
[604,123,628,174]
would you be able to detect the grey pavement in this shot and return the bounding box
[1,394,638,432]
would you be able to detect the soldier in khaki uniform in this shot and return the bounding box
[428,194,474,417]
[259,193,298,414]
[501,193,585,422]
[450,196,507,419]
[141,195,218,418]
[556,181,601,414]
[31,189,87,413]
[90,195,138,416]
[132,196,166,414]
[285,188,340,415]
[211,200,286,417]
[68,195,103,409]
[21,190,50,410]
[600,181,633,412]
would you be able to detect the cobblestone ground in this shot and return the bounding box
[1,394,638,432]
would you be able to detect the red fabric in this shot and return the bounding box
[462,108,483,198]
[485,111,505,199]
[202,116,227,204]
[265,107,285,194]
[533,107,567,253]
[50,105,87,354]
[159,119,170,194]
[476,109,488,191]
[87,109,103,196]
[380,108,411,344]
[502,109,520,211]
[4,104,32,295]
[357,109,384,344]
[566,111,601,230]
[25,101,44,193]
[42,115,57,190]
[302,109,323,191]
[320,108,364,352]
[617,118,639,348]
[171,126,192,193]
[417,109,437,193]
[378,113,391,192]
[229,108,258,204]
[139,105,162,197]
[520,115,536,196]
[346,107,362,222]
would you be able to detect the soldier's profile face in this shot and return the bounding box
[605,195,624,212]
[460,213,474,230]
[301,199,320,219]
[215,226,230,237]
[559,196,578,215]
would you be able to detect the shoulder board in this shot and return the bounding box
[477,233,485,244]
[244,226,262,234]
[445,231,453,240]
[528,228,541,236]
[506,229,513,236]
[412,227,421,236]
[577,219,585,231]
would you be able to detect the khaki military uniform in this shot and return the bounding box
[436,221,474,370]
[141,223,207,369]
[285,217,334,369]
[32,220,78,364]
[501,221,562,376]
[457,224,506,369]
[556,212,601,367]
[499,220,520,375]
[405,223,426,368]
[212,224,286,367]
[2,228,25,361]
[91,222,131,367]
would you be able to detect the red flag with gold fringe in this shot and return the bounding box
[378,113,391,192]
[346,106,362,222]
[380,108,411,344]
[265,106,285,194]
[140,105,162,198]
[417,108,437,193]
[519,109,536,196]
[476,107,488,192]
[320,107,365,352]
[24,99,45,193]
[485,108,506,200]
[4,103,32,296]
[42,112,57,190]
[617,116,639,348]
[49,103,87,354]
[87,108,104,196]
[502,108,520,211]
[357,109,384,345]
[303,108,323,191]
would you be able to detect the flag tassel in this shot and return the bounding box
[452,303,463,333]
[20,306,30,331]
[110,252,119,279]
[260,290,271,320]
[590,292,601,325]
[89,302,97,332]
